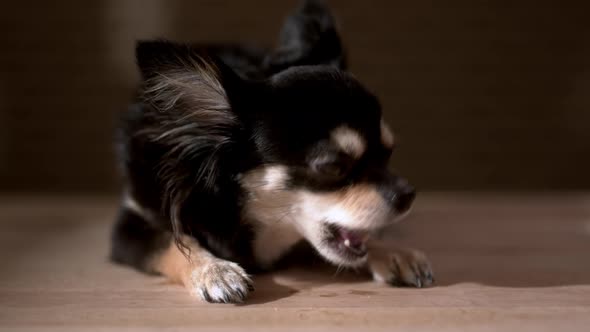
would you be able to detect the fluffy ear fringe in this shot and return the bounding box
[136,41,237,188]
[134,41,239,254]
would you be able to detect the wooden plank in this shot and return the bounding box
[0,193,589,330]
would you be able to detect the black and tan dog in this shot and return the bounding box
[111,0,433,303]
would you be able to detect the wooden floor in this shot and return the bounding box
[0,193,589,331]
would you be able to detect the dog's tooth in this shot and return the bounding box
[344,239,351,247]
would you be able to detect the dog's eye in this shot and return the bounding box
[311,155,353,179]
[316,160,344,177]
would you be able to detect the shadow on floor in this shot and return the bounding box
[241,243,372,305]
[386,203,590,288]
[244,196,590,297]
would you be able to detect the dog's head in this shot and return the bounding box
[135,0,415,267]
[238,65,414,267]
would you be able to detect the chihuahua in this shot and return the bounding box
[111,0,433,303]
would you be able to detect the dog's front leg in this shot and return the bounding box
[367,242,434,288]
[151,235,253,303]
[111,205,252,303]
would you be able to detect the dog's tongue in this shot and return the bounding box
[339,229,367,249]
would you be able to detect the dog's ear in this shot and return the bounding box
[136,40,243,110]
[264,0,346,74]
[134,40,246,191]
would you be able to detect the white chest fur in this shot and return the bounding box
[238,165,305,267]
[252,221,302,268]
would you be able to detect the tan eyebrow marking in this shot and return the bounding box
[380,119,394,148]
[330,125,366,159]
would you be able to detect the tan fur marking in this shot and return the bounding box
[298,183,392,232]
[331,125,366,158]
[310,184,387,217]
[151,235,210,286]
[380,119,394,148]
[339,184,386,212]
[150,235,252,302]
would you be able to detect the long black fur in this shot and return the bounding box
[110,0,354,272]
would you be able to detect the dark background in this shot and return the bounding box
[1,0,589,193]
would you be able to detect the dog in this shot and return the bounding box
[110,0,433,303]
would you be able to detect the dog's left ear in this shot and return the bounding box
[134,40,248,192]
[136,40,244,111]
[264,0,346,74]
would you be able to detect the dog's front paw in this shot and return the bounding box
[368,247,434,288]
[189,260,253,303]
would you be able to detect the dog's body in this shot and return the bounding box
[111,0,433,303]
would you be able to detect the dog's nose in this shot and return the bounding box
[370,169,416,214]
[394,187,415,213]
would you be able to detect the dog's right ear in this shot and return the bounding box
[264,0,346,74]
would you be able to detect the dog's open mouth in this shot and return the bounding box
[325,223,370,259]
